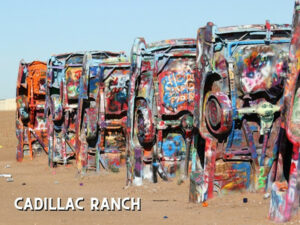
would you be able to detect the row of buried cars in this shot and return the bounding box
[15,1,300,222]
[16,51,131,171]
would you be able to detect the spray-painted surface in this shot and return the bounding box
[126,38,196,186]
[46,52,84,166]
[66,67,82,99]
[269,1,300,222]
[190,161,251,202]
[159,58,195,114]
[16,60,48,161]
[75,51,130,173]
[191,21,291,203]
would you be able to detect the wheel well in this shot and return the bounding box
[199,73,223,138]
[203,73,222,96]
[133,97,155,148]
[201,72,223,120]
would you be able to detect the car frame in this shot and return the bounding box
[269,1,300,222]
[16,60,48,161]
[126,38,197,186]
[190,21,291,203]
[45,52,84,166]
[75,51,130,173]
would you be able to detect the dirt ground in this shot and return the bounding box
[0,111,299,225]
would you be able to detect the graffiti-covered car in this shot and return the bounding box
[269,1,300,222]
[76,51,130,173]
[126,38,196,186]
[16,60,48,161]
[46,52,84,166]
[190,22,291,202]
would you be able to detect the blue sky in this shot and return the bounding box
[0,0,294,99]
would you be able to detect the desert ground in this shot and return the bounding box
[0,111,299,225]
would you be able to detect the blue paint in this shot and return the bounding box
[232,129,243,146]
[160,68,194,110]
[162,134,185,157]
[115,89,128,104]
[158,141,163,151]
[228,39,290,57]
[246,123,258,159]
[225,39,290,152]
[225,111,236,152]
[250,125,258,132]
[89,66,99,76]
[152,162,159,167]
[89,76,100,93]
[232,162,251,188]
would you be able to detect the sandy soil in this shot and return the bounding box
[0,111,299,225]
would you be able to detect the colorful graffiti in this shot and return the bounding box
[13,5,300,222]
[191,21,291,203]
[75,51,130,173]
[159,58,195,114]
[126,38,196,186]
[269,1,300,222]
[106,71,129,113]
[234,45,288,94]
[46,53,84,166]
[190,161,251,203]
[16,60,48,161]
[66,68,82,99]
[160,133,187,178]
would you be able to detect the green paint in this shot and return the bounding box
[258,167,267,189]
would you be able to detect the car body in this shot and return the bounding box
[269,1,300,222]
[46,52,84,166]
[190,22,291,202]
[126,38,196,186]
[76,51,130,173]
[16,60,48,160]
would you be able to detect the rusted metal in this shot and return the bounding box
[191,21,291,202]
[126,38,196,186]
[75,51,130,173]
[16,60,48,161]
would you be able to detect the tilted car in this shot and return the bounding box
[269,1,300,222]
[76,51,130,173]
[16,60,48,160]
[46,52,84,166]
[190,21,291,202]
[126,38,196,186]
